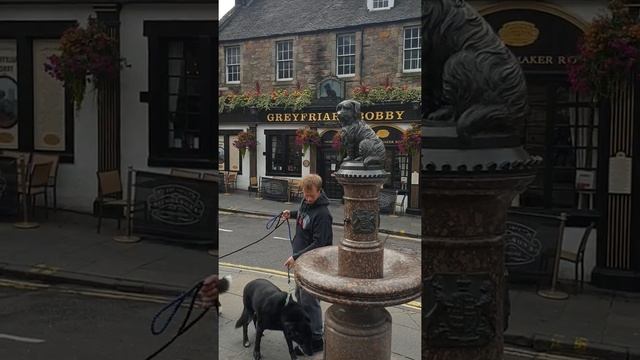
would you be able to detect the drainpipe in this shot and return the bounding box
[359,27,365,87]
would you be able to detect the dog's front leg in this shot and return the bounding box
[284,334,297,360]
[253,324,264,360]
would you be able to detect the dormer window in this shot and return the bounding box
[367,0,394,11]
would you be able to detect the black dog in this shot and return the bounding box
[236,279,313,360]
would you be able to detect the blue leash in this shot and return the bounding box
[145,281,209,359]
[146,212,293,359]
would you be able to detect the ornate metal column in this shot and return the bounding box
[422,1,540,358]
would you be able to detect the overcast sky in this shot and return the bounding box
[219,0,234,19]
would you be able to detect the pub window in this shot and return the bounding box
[219,130,243,174]
[276,40,293,81]
[336,33,356,77]
[520,81,598,210]
[0,22,76,162]
[225,46,240,84]
[145,21,216,169]
[403,26,421,72]
[266,130,301,176]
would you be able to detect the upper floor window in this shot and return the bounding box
[336,33,356,77]
[225,46,240,84]
[276,40,293,81]
[368,0,393,10]
[403,26,421,72]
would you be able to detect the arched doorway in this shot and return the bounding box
[317,129,343,199]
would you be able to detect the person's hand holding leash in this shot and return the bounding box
[199,275,220,308]
[284,256,295,269]
[281,210,291,220]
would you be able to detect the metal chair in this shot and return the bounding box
[248,176,261,197]
[96,169,127,234]
[18,162,52,219]
[560,222,596,291]
[31,153,60,211]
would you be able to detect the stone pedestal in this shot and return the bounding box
[421,125,539,360]
[295,160,421,360]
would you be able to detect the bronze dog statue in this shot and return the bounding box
[423,0,529,141]
[336,100,385,167]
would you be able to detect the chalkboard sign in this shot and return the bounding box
[505,209,565,281]
[0,156,18,216]
[132,171,217,246]
[260,177,289,202]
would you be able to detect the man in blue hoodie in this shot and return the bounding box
[281,174,333,355]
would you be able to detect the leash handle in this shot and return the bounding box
[150,281,203,335]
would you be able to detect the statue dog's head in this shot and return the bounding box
[336,99,361,127]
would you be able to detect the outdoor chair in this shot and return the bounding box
[394,192,407,216]
[96,169,127,234]
[31,153,60,211]
[248,176,260,197]
[225,172,238,193]
[560,222,596,292]
[170,168,202,179]
[18,162,52,219]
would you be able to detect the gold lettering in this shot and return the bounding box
[323,113,331,121]
[310,113,317,121]
[267,113,275,122]
[520,56,529,64]
[332,112,338,121]
[292,113,300,121]
[284,113,291,122]
[375,112,384,120]
[558,56,567,65]
[318,113,323,121]
[386,111,394,120]
[276,113,283,122]
[301,113,308,121]
[546,56,553,64]
[568,56,578,64]
[364,112,374,121]
[395,111,405,120]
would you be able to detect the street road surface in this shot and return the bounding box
[0,279,216,360]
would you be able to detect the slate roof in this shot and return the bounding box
[219,0,421,42]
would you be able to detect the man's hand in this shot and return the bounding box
[199,274,220,308]
[284,256,295,269]
[281,210,291,220]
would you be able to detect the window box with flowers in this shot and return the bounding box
[44,17,125,110]
[568,0,640,99]
[352,84,421,106]
[219,86,314,114]
[295,127,320,156]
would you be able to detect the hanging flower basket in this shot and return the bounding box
[568,0,640,99]
[233,131,257,160]
[295,127,320,156]
[44,17,126,110]
[331,132,346,158]
[398,124,421,157]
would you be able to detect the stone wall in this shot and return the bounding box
[218,21,421,96]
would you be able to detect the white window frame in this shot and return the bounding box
[403,26,421,73]
[367,0,394,11]
[336,33,356,77]
[276,40,294,81]
[225,46,240,84]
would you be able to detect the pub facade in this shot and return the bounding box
[0,0,216,213]
[219,0,422,213]
[470,0,640,291]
